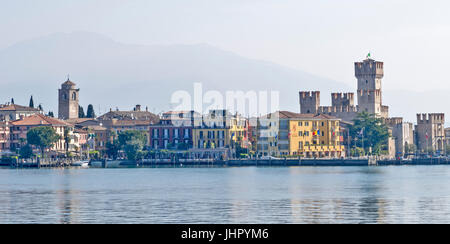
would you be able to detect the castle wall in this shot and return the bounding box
[416,113,445,153]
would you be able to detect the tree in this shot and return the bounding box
[38,104,43,111]
[118,130,147,161]
[47,111,54,117]
[63,128,71,154]
[350,112,390,155]
[29,95,34,108]
[79,105,85,118]
[86,104,96,118]
[105,140,121,159]
[27,127,61,157]
[11,98,14,104]
[19,144,34,159]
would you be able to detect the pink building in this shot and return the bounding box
[9,114,72,153]
[0,122,10,152]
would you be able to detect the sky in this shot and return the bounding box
[1,0,449,91]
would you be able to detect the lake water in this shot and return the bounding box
[1,166,450,224]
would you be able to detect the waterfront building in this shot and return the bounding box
[149,110,201,150]
[192,110,248,149]
[257,111,345,158]
[98,105,159,146]
[58,78,79,120]
[446,128,450,151]
[0,122,10,153]
[9,114,73,153]
[385,117,415,157]
[191,110,248,158]
[0,104,42,121]
[72,129,89,154]
[299,57,389,122]
[415,113,446,154]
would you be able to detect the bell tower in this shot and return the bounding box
[58,77,79,120]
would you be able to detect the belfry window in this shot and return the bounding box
[72,92,77,100]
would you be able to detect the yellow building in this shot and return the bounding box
[257,111,345,158]
[192,110,248,149]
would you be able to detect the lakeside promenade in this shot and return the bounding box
[2,157,449,168]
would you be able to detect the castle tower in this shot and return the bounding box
[299,91,320,114]
[355,58,386,117]
[58,78,79,120]
[416,113,445,153]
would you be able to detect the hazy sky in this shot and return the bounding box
[1,0,450,92]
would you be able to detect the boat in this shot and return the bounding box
[72,160,90,168]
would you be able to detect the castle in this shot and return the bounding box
[299,58,389,122]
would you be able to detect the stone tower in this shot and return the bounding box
[355,58,388,117]
[299,91,320,114]
[416,113,445,153]
[58,78,79,120]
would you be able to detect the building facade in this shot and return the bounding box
[416,113,445,154]
[0,122,10,152]
[385,117,415,156]
[192,110,248,150]
[0,104,42,121]
[149,111,201,150]
[257,111,345,158]
[9,114,73,153]
[58,78,79,120]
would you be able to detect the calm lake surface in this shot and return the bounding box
[1,166,450,224]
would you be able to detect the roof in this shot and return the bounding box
[65,118,96,125]
[0,104,40,112]
[10,114,71,127]
[261,111,340,120]
[98,110,159,123]
[108,120,153,126]
[62,79,76,86]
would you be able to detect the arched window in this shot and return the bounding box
[63,93,67,100]
[72,92,77,100]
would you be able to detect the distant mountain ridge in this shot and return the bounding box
[0,31,448,125]
[0,31,347,116]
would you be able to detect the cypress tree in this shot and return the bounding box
[29,95,34,108]
[79,105,85,118]
[86,104,96,118]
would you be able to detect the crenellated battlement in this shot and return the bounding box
[355,59,384,78]
[319,105,357,113]
[417,113,445,124]
[385,117,403,126]
[331,92,354,107]
[299,91,320,99]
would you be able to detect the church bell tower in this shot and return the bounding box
[58,77,79,120]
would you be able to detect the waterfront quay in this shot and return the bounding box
[87,157,450,168]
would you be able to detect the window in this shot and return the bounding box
[298,121,302,126]
[72,92,77,100]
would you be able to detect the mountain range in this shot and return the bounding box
[0,31,447,124]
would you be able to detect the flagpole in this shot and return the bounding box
[362,127,364,157]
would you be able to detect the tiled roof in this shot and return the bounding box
[10,114,71,126]
[62,80,76,86]
[0,104,40,112]
[65,118,96,125]
[261,111,340,120]
[98,110,159,123]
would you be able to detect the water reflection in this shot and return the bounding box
[1,166,450,223]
